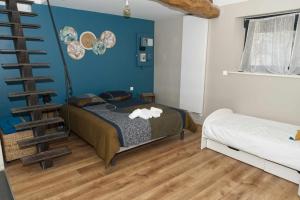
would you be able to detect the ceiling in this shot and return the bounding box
[214,0,248,6]
[38,0,248,21]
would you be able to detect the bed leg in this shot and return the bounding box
[200,136,207,150]
[110,156,117,167]
[180,131,185,140]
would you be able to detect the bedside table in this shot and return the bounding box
[141,93,155,103]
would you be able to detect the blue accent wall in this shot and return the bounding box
[0,5,154,118]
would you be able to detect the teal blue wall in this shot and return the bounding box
[0,5,154,118]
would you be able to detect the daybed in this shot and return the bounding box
[201,109,300,197]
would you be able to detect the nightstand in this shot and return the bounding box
[141,93,155,103]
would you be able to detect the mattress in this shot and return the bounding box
[203,109,300,171]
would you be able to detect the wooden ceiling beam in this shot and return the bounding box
[157,0,220,19]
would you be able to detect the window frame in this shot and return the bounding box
[242,12,300,75]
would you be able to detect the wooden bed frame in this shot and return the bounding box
[201,133,300,197]
[110,130,185,166]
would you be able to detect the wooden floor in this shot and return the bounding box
[6,129,300,200]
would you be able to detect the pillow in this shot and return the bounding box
[99,90,132,102]
[69,94,106,107]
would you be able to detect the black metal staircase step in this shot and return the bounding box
[0,35,43,41]
[0,9,38,17]
[21,147,71,166]
[2,63,50,69]
[5,76,53,83]
[14,117,64,131]
[11,103,62,114]
[0,21,40,29]
[9,89,56,98]
[18,132,68,149]
[0,0,35,4]
[0,49,47,54]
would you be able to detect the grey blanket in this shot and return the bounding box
[83,104,151,147]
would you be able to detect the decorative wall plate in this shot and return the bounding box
[80,31,97,50]
[60,26,78,44]
[92,39,107,55]
[100,31,116,48]
[67,41,85,60]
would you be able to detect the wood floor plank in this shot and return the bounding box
[5,129,300,200]
[50,138,201,200]
[187,165,262,200]
[131,156,239,200]
[79,148,220,200]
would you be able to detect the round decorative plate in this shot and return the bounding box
[67,41,85,60]
[100,30,116,48]
[80,31,97,50]
[92,40,107,55]
[60,26,78,44]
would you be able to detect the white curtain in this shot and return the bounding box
[290,17,300,74]
[241,14,296,74]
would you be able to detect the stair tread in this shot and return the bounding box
[14,117,64,131]
[0,9,38,16]
[21,147,71,166]
[0,35,43,41]
[2,63,49,68]
[9,89,56,98]
[11,103,62,114]
[0,0,35,5]
[5,76,53,83]
[0,21,40,29]
[0,49,47,54]
[18,131,68,148]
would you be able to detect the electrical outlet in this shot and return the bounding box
[130,87,134,91]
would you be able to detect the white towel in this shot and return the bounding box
[139,109,153,120]
[129,107,163,120]
[151,107,163,114]
[129,109,141,119]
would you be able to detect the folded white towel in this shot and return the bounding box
[152,112,161,118]
[150,107,163,114]
[129,107,164,120]
[129,109,141,119]
[139,109,153,120]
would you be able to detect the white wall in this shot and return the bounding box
[180,16,208,114]
[204,0,300,125]
[154,16,183,108]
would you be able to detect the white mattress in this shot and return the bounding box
[203,109,300,171]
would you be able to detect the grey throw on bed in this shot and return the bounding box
[83,104,151,147]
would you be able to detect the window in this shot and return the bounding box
[241,13,300,75]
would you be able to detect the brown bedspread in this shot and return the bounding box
[62,104,197,167]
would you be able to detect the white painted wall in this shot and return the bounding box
[204,0,300,125]
[154,16,208,115]
[154,16,183,108]
[180,16,208,114]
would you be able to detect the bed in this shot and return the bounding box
[62,97,197,167]
[201,109,300,197]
